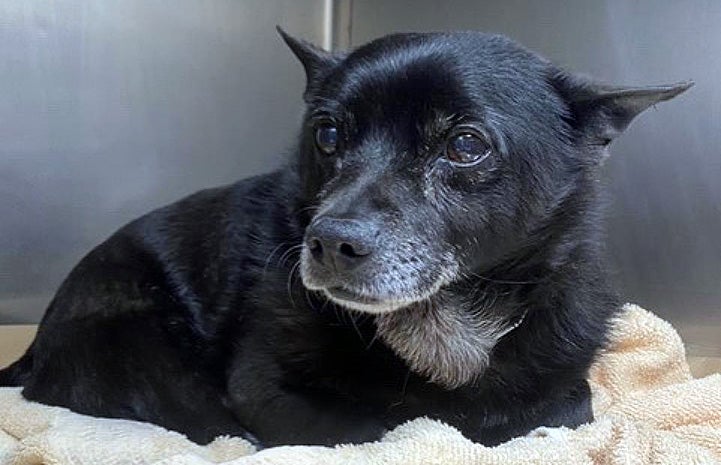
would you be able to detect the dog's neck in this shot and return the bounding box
[373,208,605,390]
[375,290,526,389]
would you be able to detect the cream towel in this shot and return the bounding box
[1,303,720,465]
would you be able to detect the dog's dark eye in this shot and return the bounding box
[446,133,491,165]
[314,124,338,155]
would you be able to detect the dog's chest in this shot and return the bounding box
[271,305,477,421]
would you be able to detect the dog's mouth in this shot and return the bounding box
[326,286,382,305]
[299,242,461,314]
[320,287,413,314]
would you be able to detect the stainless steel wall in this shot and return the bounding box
[0,0,326,322]
[347,0,721,354]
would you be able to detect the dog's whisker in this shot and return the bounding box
[319,295,331,313]
[365,328,380,351]
[279,244,304,268]
[296,205,319,216]
[348,311,366,345]
[262,242,288,276]
[286,259,302,309]
[303,288,319,312]
[466,271,541,285]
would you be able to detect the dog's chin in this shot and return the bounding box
[321,288,415,314]
[302,277,450,315]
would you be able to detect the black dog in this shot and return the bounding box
[0,29,690,447]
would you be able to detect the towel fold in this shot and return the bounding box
[1,304,720,464]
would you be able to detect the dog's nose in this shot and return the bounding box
[305,217,377,272]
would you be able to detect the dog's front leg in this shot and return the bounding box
[227,356,387,447]
[470,378,594,446]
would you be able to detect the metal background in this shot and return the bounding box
[0,0,325,322]
[1,1,719,357]
[345,0,721,355]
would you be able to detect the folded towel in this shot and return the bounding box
[1,304,720,464]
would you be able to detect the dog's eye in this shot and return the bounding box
[446,133,491,165]
[314,124,339,155]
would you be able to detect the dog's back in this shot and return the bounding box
[0,171,300,444]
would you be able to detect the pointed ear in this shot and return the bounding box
[551,71,693,146]
[276,26,340,100]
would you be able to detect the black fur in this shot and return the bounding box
[0,30,689,447]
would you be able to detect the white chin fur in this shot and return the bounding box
[321,290,408,314]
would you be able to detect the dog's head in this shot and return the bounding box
[280,29,690,314]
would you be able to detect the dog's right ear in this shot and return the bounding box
[277,26,339,100]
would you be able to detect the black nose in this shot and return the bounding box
[305,217,377,272]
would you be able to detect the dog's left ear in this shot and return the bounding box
[551,71,693,147]
[277,26,340,100]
